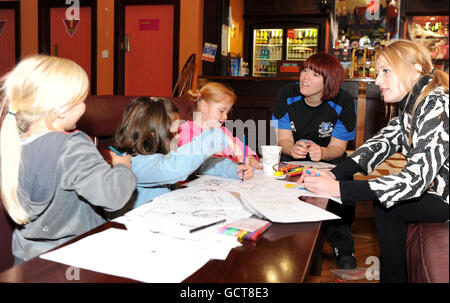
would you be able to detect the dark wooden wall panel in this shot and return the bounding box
[244,0,325,16]
[405,0,449,15]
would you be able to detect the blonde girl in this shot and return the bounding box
[0,55,136,263]
[178,82,262,169]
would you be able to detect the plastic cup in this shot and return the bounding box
[260,145,282,175]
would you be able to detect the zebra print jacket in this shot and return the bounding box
[336,75,448,208]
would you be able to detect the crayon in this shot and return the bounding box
[108,145,125,156]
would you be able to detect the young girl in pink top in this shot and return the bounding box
[178,82,261,168]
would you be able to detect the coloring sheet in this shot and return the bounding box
[237,190,340,223]
[120,188,253,238]
[185,173,342,204]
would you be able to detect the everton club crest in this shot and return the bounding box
[63,19,80,37]
[318,122,333,137]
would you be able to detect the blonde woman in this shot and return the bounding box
[0,55,136,264]
[298,40,449,282]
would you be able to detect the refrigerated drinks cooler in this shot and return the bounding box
[252,27,319,77]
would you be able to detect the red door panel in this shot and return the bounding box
[50,7,91,86]
[124,5,173,96]
[0,9,15,78]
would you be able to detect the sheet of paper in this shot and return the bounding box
[40,228,207,282]
[184,175,341,223]
[186,174,342,204]
[41,227,240,282]
[280,183,343,204]
[119,189,253,238]
[41,169,342,282]
[185,174,298,194]
[238,191,341,223]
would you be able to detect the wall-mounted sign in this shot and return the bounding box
[276,60,303,77]
[63,19,80,37]
[139,19,159,31]
[202,42,218,62]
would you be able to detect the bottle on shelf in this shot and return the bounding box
[368,60,376,78]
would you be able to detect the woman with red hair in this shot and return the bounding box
[271,53,356,164]
[271,53,357,269]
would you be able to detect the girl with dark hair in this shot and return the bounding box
[271,53,357,270]
[115,97,253,209]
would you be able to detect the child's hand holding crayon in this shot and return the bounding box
[109,146,132,168]
[237,163,254,181]
[110,151,132,168]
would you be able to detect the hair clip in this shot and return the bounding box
[150,97,159,102]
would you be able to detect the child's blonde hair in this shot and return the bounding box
[187,82,236,112]
[0,55,89,225]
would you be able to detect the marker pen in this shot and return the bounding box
[109,145,125,156]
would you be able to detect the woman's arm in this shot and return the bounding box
[300,170,379,205]
[308,136,348,161]
[366,94,448,207]
[277,128,294,155]
[350,116,403,175]
[277,128,309,159]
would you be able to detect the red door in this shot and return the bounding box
[124,5,173,96]
[49,7,91,88]
[0,9,15,78]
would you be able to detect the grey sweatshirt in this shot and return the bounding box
[12,131,137,264]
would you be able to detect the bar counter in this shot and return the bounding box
[198,75,389,152]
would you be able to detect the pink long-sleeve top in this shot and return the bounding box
[178,120,258,162]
